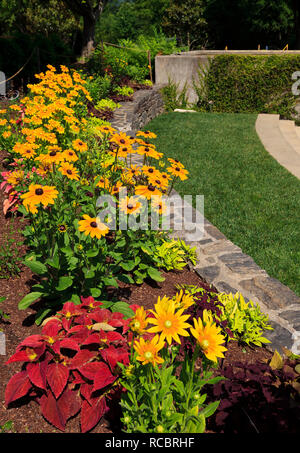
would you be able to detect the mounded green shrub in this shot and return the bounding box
[195,55,300,118]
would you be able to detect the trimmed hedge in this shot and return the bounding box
[195,55,300,118]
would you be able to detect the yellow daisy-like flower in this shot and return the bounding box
[167,164,189,181]
[99,125,116,135]
[135,184,161,200]
[142,165,159,178]
[134,334,165,366]
[61,149,78,162]
[190,310,227,363]
[148,298,191,345]
[110,181,124,196]
[130,306,149,335]
[136,130,157,139]
[168,158,184,168]
[173,290,195,310]
[72,139,88,152]
[21,184,58,212]
[151,197,167,215]
[6,170,24,186]
[119,196,142,215]
[58,161,80,181]
[37,149,63,165]
[148,174,169,191]
[2,130,11,139]
[95,176,110,189]
[78,214,109,239]
[110,132,134,148]
[137,146,162,160]
[0,117,8,126]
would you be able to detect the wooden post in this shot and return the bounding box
[147,50,153,84]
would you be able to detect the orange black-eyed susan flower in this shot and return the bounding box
[151,197,167,215]
[148,174,169,191]
[99,125,116,135]
[136,130,157,139]
[6,170,25,186]
[58,162,80,181]
[167,164,189,181]
[167,158,184,168]
[119,196,142,215]
[95,176,110,189]
[21,184,58,213]
[110,181,124,196]
[72,139,88,152]
[142,165,159,178]
[78,214,109,239]
[110,132,134,148]
[62,149,78,162]
[136,146,162,160]
[135,184,161,200]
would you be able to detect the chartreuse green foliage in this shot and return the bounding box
[153,238,197,271]
[95,98,120,111]
[114,85,134,97]
[194,55,300,118]
[216,292,273,347]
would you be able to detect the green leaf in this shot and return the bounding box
[199,400,220,418]
[90,288,102,298]
[24,259,47,275]
[55,276,73,291]
[111,301,135,319]
[35,308,53,326]
[18,292,44,310]
[147,267,165,282]
[120,260,136,271]
[70,294,81,305]
[86,249,99,258]
[103,276,119,288]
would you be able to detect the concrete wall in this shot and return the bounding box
[155,50,300,104]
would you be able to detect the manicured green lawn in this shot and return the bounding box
[146,112,300,296]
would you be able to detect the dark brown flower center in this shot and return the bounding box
[148,185,155,192]
[144,147,149,152]
[148,168,154,173]
[35,188,44,195]
[127,204,134,210]
[59,225,66,231]
[49,151,57,157]
[175,167,180,171]
[90,221,97,228]
[120,139,125,144]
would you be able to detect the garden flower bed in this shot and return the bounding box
[0,65,299,434]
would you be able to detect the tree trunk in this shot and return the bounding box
[81,15,96,59]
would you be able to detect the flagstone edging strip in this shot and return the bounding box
[109,94,300,354]
[168,193,300,355]
[110,85,165,135]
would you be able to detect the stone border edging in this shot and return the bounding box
[110,85,165,135]
[168,191,300,354]
[109,92,300,354]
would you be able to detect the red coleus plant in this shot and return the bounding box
[5,297,132,433]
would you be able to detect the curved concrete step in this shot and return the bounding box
[278,119,300,157]
[255,114,300,179]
